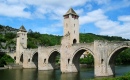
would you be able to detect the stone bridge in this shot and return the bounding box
[22,49,38,68]
[13,8,130,77]
[38,45,61,70]
[16,40,130,77]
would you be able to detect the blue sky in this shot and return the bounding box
[0,0,130,39]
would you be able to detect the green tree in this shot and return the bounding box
[80,54,94,65]
[5,32,16,40]
[0,54,14,67]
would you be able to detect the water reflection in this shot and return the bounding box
[0,66,130,80]
[0,68,94,80]
[38,70,58,80]
[15,69,38,80]
[61,73,80,80]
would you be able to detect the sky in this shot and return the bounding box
[0,0,130,39]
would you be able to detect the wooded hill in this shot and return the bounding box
[0,24,18,34]
[27,31,129,48]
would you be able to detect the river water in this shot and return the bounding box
[0,65,130,80]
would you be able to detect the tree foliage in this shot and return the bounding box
[116,48,130,65]
[5,32,16,40]
[80,33,128,43]
[0,54,14,67]
[27,30,62,48]
[80,54,94,65]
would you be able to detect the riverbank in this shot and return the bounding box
[0,64,22,69]
[92,72,130,80]
[0,67,7,70]
[80,64,94,68]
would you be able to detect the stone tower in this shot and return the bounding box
[16,25,27,64]
[60,8,80,73]
[63,8,79,45]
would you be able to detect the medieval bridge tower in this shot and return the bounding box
[60,8,81,73]
[16,25,27,65]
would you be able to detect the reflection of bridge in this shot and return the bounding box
[13,8,130,77]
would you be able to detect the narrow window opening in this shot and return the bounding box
[44,59,46,63]
[68,59,70,64]
[14,56,16,60]
[101,59,104,64]
[28,59,30,62]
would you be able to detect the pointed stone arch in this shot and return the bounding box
[107,46,130,75]
[20,54,23,65]
[48,49,60,69]
[108,46,129,64]
[72,47,94,71]
[32,52,38,68]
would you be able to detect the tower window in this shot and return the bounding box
[74,24,75,27]
[66,23,68,27]
[64,15,69,19]
[28,59,30,62]
[44,59,46,63]
[68,59,70,64]
[74,31,75,34]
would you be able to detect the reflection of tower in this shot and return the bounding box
[16,25,27,64]
[63,8,79,44]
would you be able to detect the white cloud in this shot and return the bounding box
[96,17,130,39]
[79,9,107,25]
[0,0,89,19]
[94,0,110,5]
[6,0,19,4]
[104,0,130,12]
[79,7,130,38]
[99,22,130,39]
[95,20,119,30]
[118,15,130,22]
[0,3,31,18]
[75,9,84,16]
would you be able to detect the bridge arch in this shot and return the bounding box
[72,47,94,71]
[32,52,38,68]
[108,46,130,74]
[108,46,130,65]
[20,53,23,65]
[48,49,60,69]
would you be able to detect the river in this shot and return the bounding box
[0,65,130,80]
